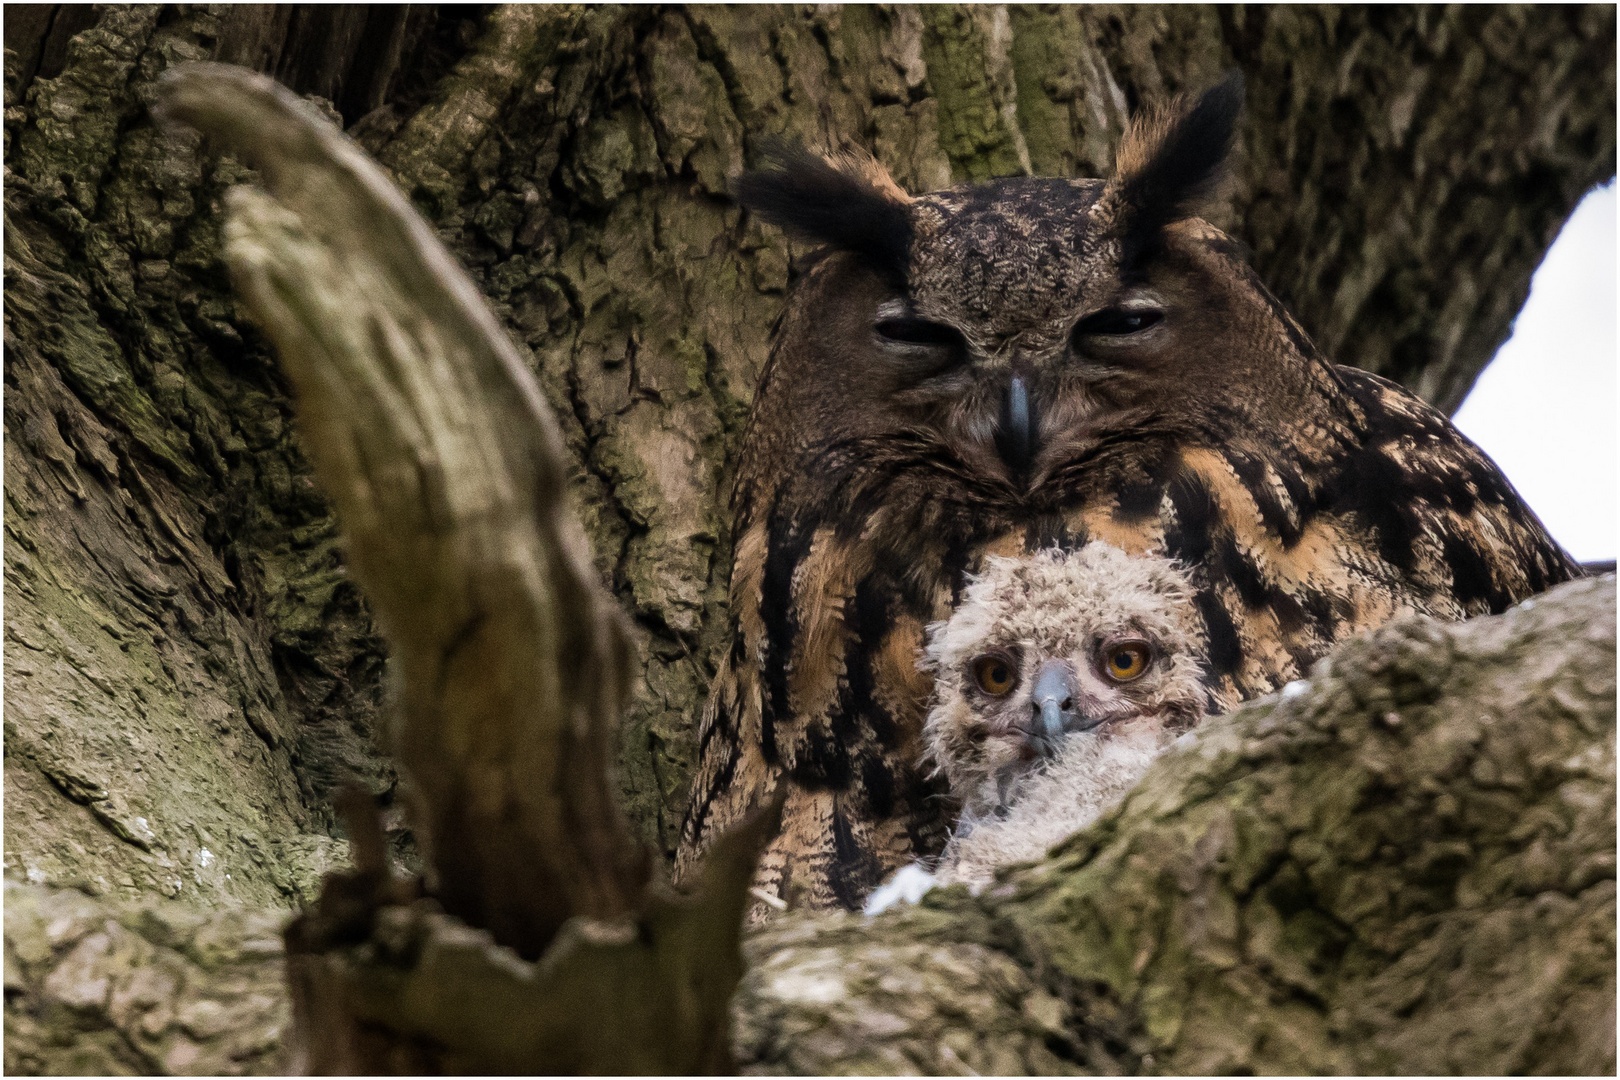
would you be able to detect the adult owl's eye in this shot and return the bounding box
[874,317,967,348]
[971,654,1018,696]
[1100,641,1152,683]
[1072,307,1164,338]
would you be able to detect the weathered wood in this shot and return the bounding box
[156,60,650,962]
[7,577,1610,1074]
[732,574,1617,1075]
[151,61,781,1073]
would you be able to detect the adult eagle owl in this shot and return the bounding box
[869,543,1216,910]
[675,72,1577,913]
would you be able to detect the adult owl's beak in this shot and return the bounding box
[996,374,1036,474]
[1031,659,1096,743]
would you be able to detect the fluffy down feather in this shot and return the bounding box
[868,543,1216,911]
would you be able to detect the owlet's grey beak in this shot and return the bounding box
[1031,658,1084,741]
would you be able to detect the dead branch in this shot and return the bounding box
[152,61,774,1074]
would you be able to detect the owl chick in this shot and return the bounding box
[890,543,1218,904]
[924,542,1214,814]
[678,71,1577,916]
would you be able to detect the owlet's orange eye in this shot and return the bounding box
[971,655,1017,696]
[1102,642,1151,683]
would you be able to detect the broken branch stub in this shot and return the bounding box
[154,61,646,962]
[152,60,788,1073]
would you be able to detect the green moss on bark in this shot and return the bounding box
[4,2,1613,891]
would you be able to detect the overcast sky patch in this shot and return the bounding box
[1452,182,1617,563]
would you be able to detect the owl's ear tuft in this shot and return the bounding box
[1103,70,1244,272]
[733,145,914,285]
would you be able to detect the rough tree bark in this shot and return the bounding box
[7,57,1614,1075]
[731,576,1616,1075]
[5,8,1614,901]
[2,5,1615,1074]
[8,573,1613,1073]
[150,62,777,1073]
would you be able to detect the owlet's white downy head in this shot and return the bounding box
[915,543,1221,897]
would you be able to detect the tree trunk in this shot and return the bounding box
[5,8,1613,899]
[2,5,1615,1073]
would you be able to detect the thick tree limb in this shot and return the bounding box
[154,60,647,960]
[8,577,1611,1074]
[735,574,1616,1075]
[149,62,776,1073]
[3,880,291,1076]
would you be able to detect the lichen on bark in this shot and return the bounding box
[7,576,1611,1073]
[733,574,1617,1075]
[3,880,292,1075]
[4,4,387,909]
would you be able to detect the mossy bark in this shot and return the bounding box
[5,5,1613,907]
[8,577,1612,1073]
[734,574,1617,1075]
[3,880,292,1075]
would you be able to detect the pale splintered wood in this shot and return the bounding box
[154,61,773,1074]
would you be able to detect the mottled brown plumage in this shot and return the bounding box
[675,74,1577,914]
